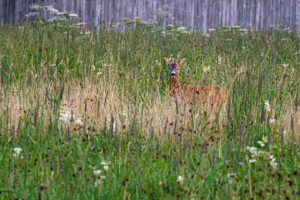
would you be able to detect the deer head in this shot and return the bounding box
[164,54,186,79]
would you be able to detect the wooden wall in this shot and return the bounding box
[1,0,300,32]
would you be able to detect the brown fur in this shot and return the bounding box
[164,55,230,104]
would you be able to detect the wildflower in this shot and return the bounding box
[10,63,13,67]
[264,100,271,113]
[249,159,256,163]
[246,146,258,154]
[93,170,102,176]
[269,119,276,125]
[59,116,70,124]
[97,72,102,75]
[258,141,265,147]
[13,147,23,158]
[74,119,83,125]
[262,135,268,143]
[282,64,288,68]
[101,161,111,165]
[68,13,78,17]
[13,147,22,155]
[270,161,278,169]
[19,114,21,117]
[47,5,59,14]
[203,66,210,73]
[34,74,37,78]
[103,166,109,171]
[91,65,95,71]
[238,162,243,166]
[177,176,184,184]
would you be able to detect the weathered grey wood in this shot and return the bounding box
[1,0,299,32]
[297,0,300,32]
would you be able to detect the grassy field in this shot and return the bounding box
[0,20,300,199]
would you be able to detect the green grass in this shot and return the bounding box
[0,21,300,199]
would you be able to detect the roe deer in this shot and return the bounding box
[164,54,230,105]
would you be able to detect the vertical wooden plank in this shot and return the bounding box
[292,0,296,28]
[257,0,260,29]
[62,0,67,11]
[296,0,300,32]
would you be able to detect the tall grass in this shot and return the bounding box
[0,20,300,199]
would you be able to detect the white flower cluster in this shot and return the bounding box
[13,147,23,159]
[246,137,278,169]
[29,4,41,10]
[177,176,184,184]
[269,155,278,169]
[93,161,111,185]
[101,161,111,171]
[47,5,59,14]
[264,100,271,113]
[59,109,83,125]
[203,66,210,73]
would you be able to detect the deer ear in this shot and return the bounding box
[164,57,171,66]
[178,58,186,68]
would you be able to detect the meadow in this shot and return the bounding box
[0,18,300,199]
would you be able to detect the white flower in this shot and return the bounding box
[13,148,23,158]
[177,176,184,184]
[264,100,271,113]
[258,141,265,147]
[69,13,78,17]
[203,66,210,73]
[262,135,268,143]
[91,65,95,71]
[177,27,186,30]
[283,130,287,135]
[270,155,276,162]
[14,147,22,154]
[74,119,84,125]
[282,64,288,68]
[101,161,111,165]
[246,146,258,154]
[270,161,278,169]
[59,117,70,124]
[103,166,109,171]
[29,4,40,10]
[47,5,59,14]
[269,119,276,125]
[156,60,161,66]
[97,72,102,75]
[218,57,222,63]
[93,170,102,176]
[249,159,256,163]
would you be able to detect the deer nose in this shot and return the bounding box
[171,72,176,76]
